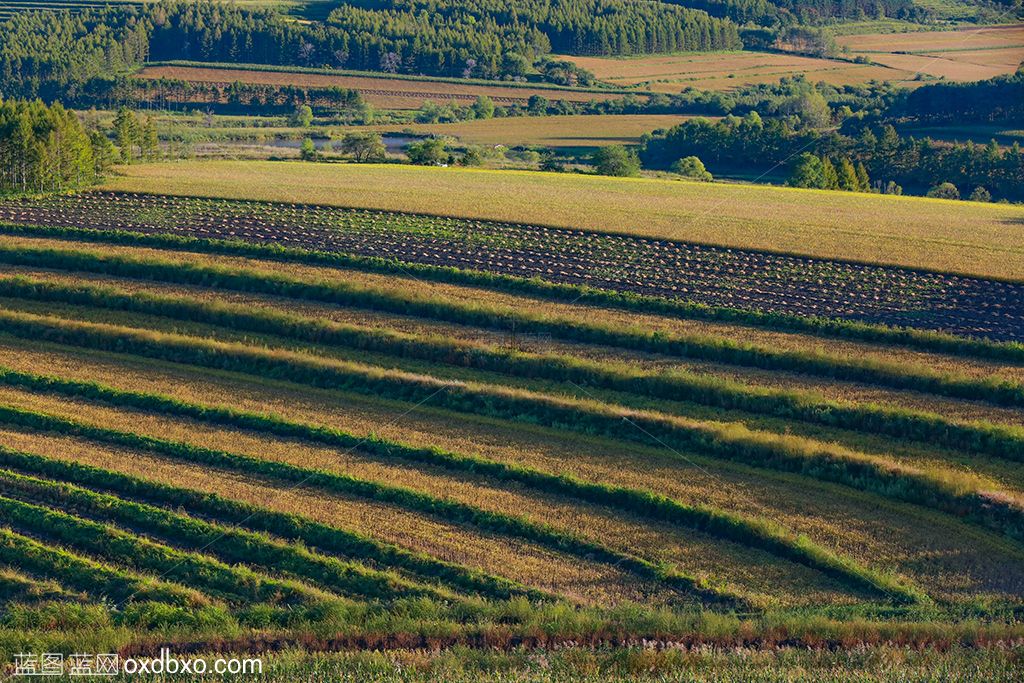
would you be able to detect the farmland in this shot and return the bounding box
[2,0,1024,677]
[562,25,1024,93]
[557,51,901,92]
[97,161,1024,282]
[0,177,1023,675]
[2,191,1022,340]
[837,24,1024,82]
[135,64,630,110]
[370,115,697,150]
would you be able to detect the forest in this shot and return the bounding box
[0,0,743,101]
[0,98,109,195]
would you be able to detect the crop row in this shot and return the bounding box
[3,275,1022,461]
[0,310,1018,553]
[0,492,329,608]
[3,220,1022,364]
[0,526,205,609]
[3,192,1020,340]
[0,350,943,604]
[0,243,1019,408]
[0,387,917,605]
[0,467,438,603]
[0,445,538,602]
[0,402,730,606]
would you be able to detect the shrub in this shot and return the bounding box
[927,182,960,200]
[592,145,640,177]
[671,156,712,181]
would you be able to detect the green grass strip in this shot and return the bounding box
[0,527,204,608]
[0,240,1018,408]
[0,493,329,608]
[0,445,536,602]
[0,309,1019,556]
[1,275,1021,462]
[2,220,1021,364]
[0,370,923,605]
[0,466,439,603]
[0,402,730,607]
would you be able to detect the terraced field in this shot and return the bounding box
[0,187,1023,667]
[1,192,1021,341]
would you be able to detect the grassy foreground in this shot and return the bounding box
[101,161,1024,280]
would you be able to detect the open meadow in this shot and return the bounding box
[369,115,696,150]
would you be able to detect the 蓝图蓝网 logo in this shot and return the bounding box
[13,652,119,677]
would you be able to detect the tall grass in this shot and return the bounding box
[0,243,1020,407]
[2,222,1022,364]
[2,275,1021,461]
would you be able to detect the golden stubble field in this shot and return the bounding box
[556,51,898,92]
[101,161,1024,281]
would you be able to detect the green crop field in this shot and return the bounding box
[0,181,1022,678]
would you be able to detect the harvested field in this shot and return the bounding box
[838,24,1024,82]
[837,23,1024,52]
[557,51,908,92]
[94,162,1024,282]
[135,65,628,110]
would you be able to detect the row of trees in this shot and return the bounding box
[641,108,1024,201]
[0,99,111,195]
[788,153,871,191]
[112,108,159,163]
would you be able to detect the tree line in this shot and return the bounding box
[641,110,1024,201]
[0,0,742,102]
[0,98,112,196]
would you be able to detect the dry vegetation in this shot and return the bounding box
[0,186,1021,669]
[557,51,900,92]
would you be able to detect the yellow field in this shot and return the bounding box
[558,26,1024,93]
[367,115,696,148]
[102,161,1024,280]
